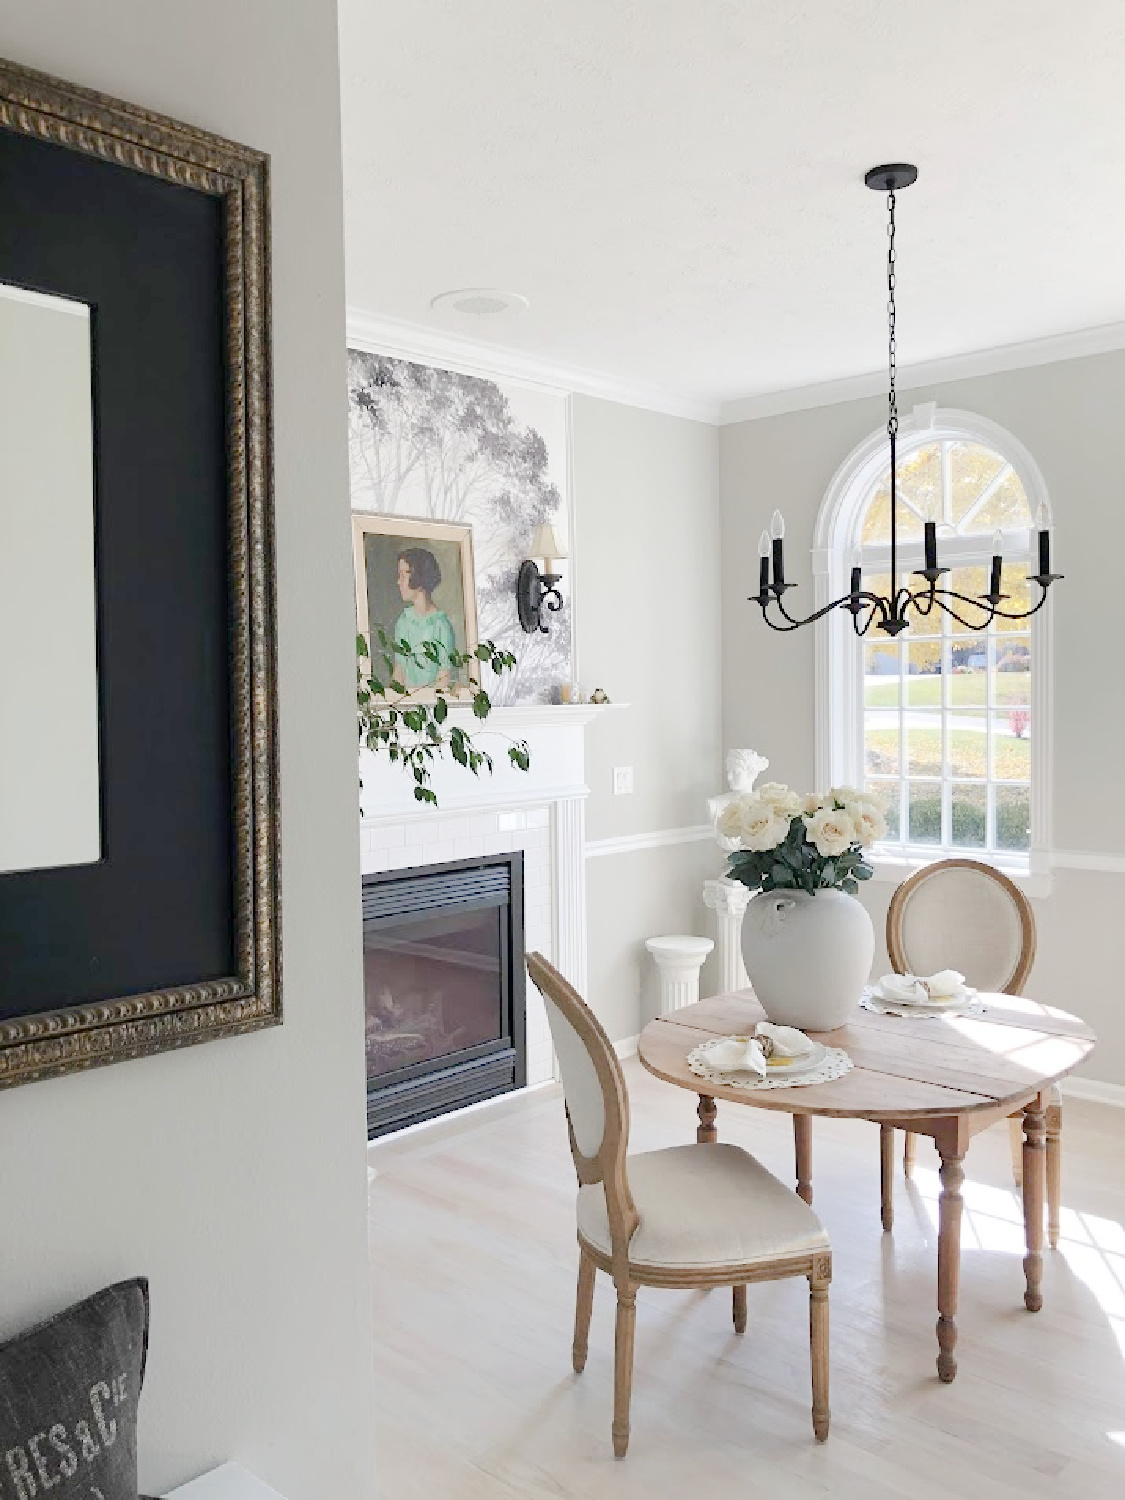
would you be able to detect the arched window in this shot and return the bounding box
[814,405,1051,878]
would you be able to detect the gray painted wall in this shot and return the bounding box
[0,6,378,1496]
[721,350,1125,1084]
[572,396,724,1038]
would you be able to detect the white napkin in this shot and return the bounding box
[703,1026,814,1076]
[757,1022,815,1057]
[877,970,967,1004]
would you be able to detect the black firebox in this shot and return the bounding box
[362,853,526,1137]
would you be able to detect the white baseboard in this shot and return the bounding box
[367,1079,558,1159]
[614,1034,639,1060]
[1060,1076,1125,1108]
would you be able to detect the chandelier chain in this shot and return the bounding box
[887,190,897,438]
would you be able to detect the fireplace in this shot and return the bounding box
[362,853,526,1137]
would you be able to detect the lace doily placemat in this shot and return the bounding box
[686,1037,853,1091]
[859,987,985,1020]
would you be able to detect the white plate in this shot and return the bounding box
[698,1037,827,1079]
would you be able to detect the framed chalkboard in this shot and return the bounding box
[0,59,280,1087]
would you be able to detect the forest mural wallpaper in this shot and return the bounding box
[348,351,572,705]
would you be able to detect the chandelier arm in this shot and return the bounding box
[921,582,1051,627]
[852,600,884,638]
[761,588,889,632]
[912,592,999,632]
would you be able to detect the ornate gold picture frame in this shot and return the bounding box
[0,59,280,1088]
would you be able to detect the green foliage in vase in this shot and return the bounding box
[357,629,530,806]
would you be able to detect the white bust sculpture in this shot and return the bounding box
[707,748,769,852]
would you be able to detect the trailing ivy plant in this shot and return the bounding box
[357,629,531,806]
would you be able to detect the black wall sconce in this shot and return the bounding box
[516,522,568,633]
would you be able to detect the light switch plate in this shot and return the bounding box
[613,766,634,796]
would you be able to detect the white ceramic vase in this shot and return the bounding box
[740,888,874,1031]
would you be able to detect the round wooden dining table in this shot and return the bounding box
[637,987,1096,1382]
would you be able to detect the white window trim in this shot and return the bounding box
[812,404,1055,894]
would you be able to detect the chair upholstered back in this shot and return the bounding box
[526,952,638,1268]
[887,859,1036,995]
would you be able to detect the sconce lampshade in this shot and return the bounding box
[530,520,568,564]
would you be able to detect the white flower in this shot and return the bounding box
[849,802,887,847]
[832,783,888,814]
[803,792,827,815]
[716,799,748,840]
[755,782,803,819]
[732,796,790,852]
[803,807,858,858]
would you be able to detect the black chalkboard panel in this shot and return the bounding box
[0,125,234,1015]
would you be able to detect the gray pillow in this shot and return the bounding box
[0,1278,149,1500]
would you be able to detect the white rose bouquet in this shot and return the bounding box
[717,782,886,896]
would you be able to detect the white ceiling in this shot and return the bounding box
[340,1,1125,414]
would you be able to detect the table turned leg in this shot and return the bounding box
[696,1094,718,1144]
[1046,1096,1062,1252]
[880,1124,894,1231]
[793,1114,813,1205]
[936,1141,965,1383]
[1023,1094,1047,1312]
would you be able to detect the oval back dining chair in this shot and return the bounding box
[883,859,1061,1246]
[526,951,832,1456]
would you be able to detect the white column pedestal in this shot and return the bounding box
[703,877,752,995]
[645,935,714,1016]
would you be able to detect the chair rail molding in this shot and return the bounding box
[584,824,714,859]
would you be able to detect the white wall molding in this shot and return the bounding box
[1060,1076,1125,1109]
[614,1034,639,1060]
[1050,850,1125,875]
[720,320,1125,425]
[347,307,721,425]
[585,823,715,859]
[554,796,589,996]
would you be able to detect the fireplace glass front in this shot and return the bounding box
[362,854,525,1136]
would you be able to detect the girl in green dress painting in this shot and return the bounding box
[393,547,458,689]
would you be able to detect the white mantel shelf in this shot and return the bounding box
[360,701,626,825]
[442,701,628,729]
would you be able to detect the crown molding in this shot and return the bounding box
[346,308,722,424]
[719,320,1125,426]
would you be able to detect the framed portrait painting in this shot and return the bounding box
[353,514,479,698]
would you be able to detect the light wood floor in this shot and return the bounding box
[368,1060,1125,1499]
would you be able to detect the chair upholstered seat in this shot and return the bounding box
[578,1143,830,1271]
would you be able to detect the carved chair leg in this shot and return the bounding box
[612,1285,637,1458]
[809,1260,831,1442]
[1008,1113,1024,1189]
[1046,1097,1062,1251]
[573,1246,596,1373]
[793,1114,813,1205]
[880,1124,894,1231]
[732,1283,747,1334]
[696,1094,717,1144]
[1023,1096,1046,1311]
[903,1130,917,1176]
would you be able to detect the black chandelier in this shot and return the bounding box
[752,163,1062,637]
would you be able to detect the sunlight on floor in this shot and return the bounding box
[912,1165,1125,1358]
